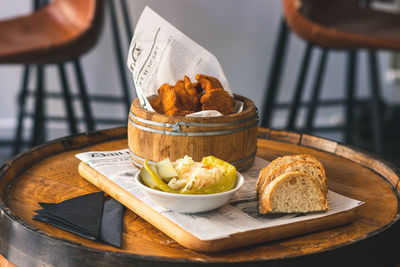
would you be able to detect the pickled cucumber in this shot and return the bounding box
[140,163,158,189]
[143,160,176,193]
[156,158,177,182]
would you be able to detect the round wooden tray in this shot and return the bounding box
[0,127,399,266]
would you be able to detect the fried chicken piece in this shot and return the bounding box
[150,80,200,116]
[195,74,224,92]
[150,83,186,116]
[174,76,201,112]
[151,75,234,116]
[192,82,203,94]
[200,88,235,115]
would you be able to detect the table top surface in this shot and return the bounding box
[0,127,399,266]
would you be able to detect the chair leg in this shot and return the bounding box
[368,50,384,154]
[16,0,47,151]
[13,65,30,154]
[33,0,41,9]
[108,0,132,111]
[120,0,134,42]
[31,65,45,146]
[58,63,77,134]
[287,43,314,131]
[304,48,329,133]
[73,59,95,131]
[261,18,290,127]
[345,51,358,145]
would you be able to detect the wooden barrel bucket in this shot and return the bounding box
[127,94,258,171]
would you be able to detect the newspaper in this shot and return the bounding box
[75,149,363,241]
[126,7,242,116]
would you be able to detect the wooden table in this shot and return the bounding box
[0,127,399,266]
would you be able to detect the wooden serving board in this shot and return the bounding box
[77,161,358,252]
[0,127,399,266]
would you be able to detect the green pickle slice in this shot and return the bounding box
[155,158,177,182]
[143,160,177,193]
[140,163,158,189]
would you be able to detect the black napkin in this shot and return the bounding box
[99,198,125,247]
[33,192,125,248]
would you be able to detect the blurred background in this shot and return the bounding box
[1,0,400,165]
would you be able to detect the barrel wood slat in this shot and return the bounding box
[128,94,258,171]
[0,127,399,266]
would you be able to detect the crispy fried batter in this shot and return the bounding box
[195,74,224,92]
[193,82,203,94]
[150,74,235,116]
[174,76,201,112]
[165,108,187,116]
[200,88,235,115]
[150,84,186,116]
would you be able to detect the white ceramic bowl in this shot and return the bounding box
[135,171,244,213]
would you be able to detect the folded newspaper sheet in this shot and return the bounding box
[127,7,240,116]
[75,149,363,241]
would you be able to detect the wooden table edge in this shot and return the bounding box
[0,126,399,266]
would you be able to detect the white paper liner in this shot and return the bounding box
[127,7,236,117]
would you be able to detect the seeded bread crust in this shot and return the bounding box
[256,154,326,197]
[259,171,328,214]
[259,160,327,197]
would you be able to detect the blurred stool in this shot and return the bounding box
[0,0,105,153]
[261,0,400,155]
[107,0,134,113]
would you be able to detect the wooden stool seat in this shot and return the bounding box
[260,0,392,155]
[283,0,400,50]
[0,0,103,64]
[0,0,105,153]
